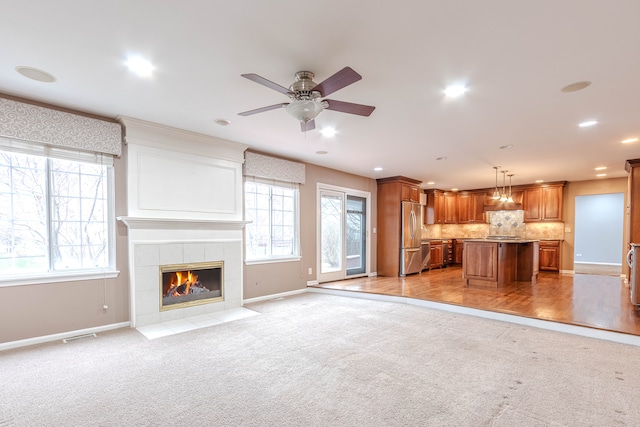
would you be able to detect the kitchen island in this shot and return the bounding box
[462,239,539,288]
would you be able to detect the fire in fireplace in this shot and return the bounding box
[160,261,223,311]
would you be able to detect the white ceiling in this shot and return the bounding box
[2,0,640,190]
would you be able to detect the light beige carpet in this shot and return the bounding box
[1,293,639,426]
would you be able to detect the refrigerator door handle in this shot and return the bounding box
[409,211,416,240]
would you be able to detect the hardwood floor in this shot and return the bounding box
[311,266,640,336]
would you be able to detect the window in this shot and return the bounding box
[0,148,114,277]
[244,179,299,262]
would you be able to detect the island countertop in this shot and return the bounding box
[463,238,539,243]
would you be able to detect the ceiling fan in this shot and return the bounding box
[238,67,375,132]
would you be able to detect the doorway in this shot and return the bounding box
[317,185,370,283]
[574,193,624,276]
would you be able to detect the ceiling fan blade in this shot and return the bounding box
[238,103,289,116]
[301,120,316,132]
[312,67,362,97]
[241,74,293,96]
[324,99,375,116]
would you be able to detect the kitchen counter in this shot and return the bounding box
[464,238,538,243]
[462,239,539,288]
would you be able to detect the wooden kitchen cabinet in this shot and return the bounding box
[463,240,539,287]
[401,182,421,202]
[425,189,444,224]
[430,241,443,268]
[523,184,564,222]
[539,240,561,271]
[458,191,486,223]
[457,193,471,223]
[463,241,498,283]
[443,192,458,223]
[376,176,423,276]
[453,239,464,264]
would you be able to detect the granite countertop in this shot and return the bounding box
[464,238,540,243]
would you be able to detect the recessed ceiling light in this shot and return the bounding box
[373,167,383,171]
[125,56,154,77]
[214,118,231,126]
[578,120,597,127]
[622,138,639,144]
[443,84,467,98]
[500,144,514,150]
[596,173,607,177]
[594,166,607,171]
[15,66,56,83]
[451,188,459,192]
[316,150,328,155]
[436,156,447,161]
[427,181,435,185]
[561,81,592,93]
[321,127,336,137]
[535,179,544,183]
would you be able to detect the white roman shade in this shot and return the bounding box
[0,97,122,156]
[244,151,305,184]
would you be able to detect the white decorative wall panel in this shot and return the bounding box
[0,97,122,155]
[137,152,237,214]
[122,118,246,221]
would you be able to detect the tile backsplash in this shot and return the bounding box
[423,219,564,240]
[487,210,526,237]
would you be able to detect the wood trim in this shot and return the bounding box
[376,175,422,185]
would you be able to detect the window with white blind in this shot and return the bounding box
[0,144,115,279]
[244,179,300,262]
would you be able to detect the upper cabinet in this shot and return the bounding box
[443,191,458,223]
[457,191,486,223]
[401,182,421,203]
[523,184,564,222]
[425,182,565,225]
[425,189,444,224]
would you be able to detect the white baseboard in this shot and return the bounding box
[243,288,307,304]
[0,321,130,352]
[306,280,319,286]
[574,262,622,266]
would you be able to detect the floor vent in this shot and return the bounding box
[62,333,97,343]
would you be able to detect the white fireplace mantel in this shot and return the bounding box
[117,216,250,231]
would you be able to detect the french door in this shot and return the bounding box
[318,186,369,283]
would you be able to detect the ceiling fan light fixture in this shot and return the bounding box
[286,100,324,122]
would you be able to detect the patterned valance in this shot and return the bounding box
[0,97,122,156]
[244,151,305,184]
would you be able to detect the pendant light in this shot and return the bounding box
[499,170,508,202]
[506,174,514,203]
[492,166,501,199]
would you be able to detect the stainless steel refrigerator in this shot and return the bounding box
[400,201,422,276]
[627,243,640,305]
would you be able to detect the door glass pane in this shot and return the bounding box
[346,196,366,275]
[321,193,343,274]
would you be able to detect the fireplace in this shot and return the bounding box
[117,116,248,328]
[160,261,224,311]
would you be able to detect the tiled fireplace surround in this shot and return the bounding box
[118,117,248,328]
